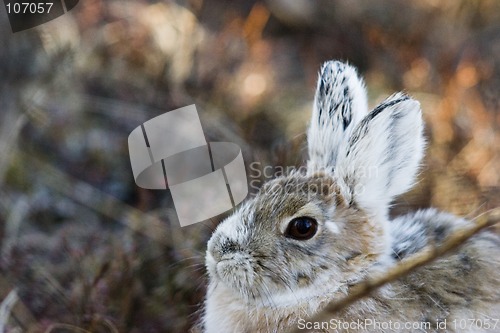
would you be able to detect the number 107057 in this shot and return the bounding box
[6,2,53,14]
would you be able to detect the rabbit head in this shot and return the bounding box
[205,61,425,312]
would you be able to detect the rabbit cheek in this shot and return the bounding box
[343,216,387,272]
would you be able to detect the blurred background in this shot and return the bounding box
[0,0,498,332]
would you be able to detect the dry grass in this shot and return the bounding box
[0,0,498,331]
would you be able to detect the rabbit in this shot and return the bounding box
[198,61,500,333]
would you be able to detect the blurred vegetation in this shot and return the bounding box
[0,0,498,332]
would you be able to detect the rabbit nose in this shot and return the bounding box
[220,240,239,255]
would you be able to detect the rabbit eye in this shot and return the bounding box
[285,217,318,240]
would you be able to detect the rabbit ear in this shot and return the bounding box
[307,61,368,171]
[335,93,425,214]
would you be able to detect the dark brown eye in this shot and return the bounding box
[285,217,318,240]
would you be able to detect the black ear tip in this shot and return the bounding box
[317,61,346,96]
[320,61,345,74]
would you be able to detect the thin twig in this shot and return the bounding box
[44,323,92,333]
[0,277,37,331]
[290,208,500,333]
[0,289,18,333]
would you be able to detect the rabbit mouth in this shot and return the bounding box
[215,253,256,292]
